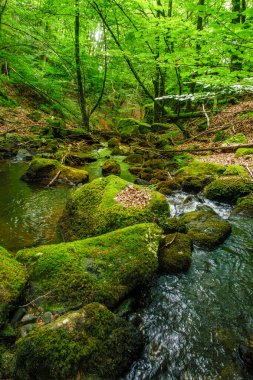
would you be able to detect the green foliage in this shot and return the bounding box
[224,133,248,145]
[172,153,192,168]
[213,130,229,142]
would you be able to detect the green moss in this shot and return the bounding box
[231,194,253,217]
[124,153,144,165]
[235,148,253,158]
[107,137,120,148]
[102,159,121,176]
[204,176,253,203]
[59,175,169,240]
[0,344,16,378]
[179,210,231,249]
[22,157,89,186]
[16,223,161,310]
[224,133,248,145]
[0,246,27,327]
[175,161,226,192]
[223,164,249,177]
[158,233,192,273]
[151,123,174,133]
[156,179,181,195]
[163,217,187,234]
[15,303,142,380]
[117,118,151,137]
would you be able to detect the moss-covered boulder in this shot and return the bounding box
[175,161,226,192]
[16,224,161,310]
[0,344,16,379]
[179,210,231,249]
[15,303,142,380]
[107,137,120,148]
[203,176,253,203]
[235,148,253,158]
[158,233,192,273]
[0,247,27,327]
[231,194,253,217]
[59,175,169,240]
[223,164,249,177]
[224,133,248,145]
[22,157,89,186]
[117,118,151,137]
[156,179,181,195]
[102,159,121,176]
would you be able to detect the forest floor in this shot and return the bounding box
[180,100,253,173]
[1,99,253,174]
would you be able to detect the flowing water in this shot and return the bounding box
[0,160,69,251]
[124,194,253,380]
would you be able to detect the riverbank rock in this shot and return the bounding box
[16,224,162,310]
[102,159,121,176]
[15,303,142,380]
[175,161,226,192]
[59,175,169,240]
[158,233,192,273]
[203,176,253,203]
[231,194,253,217]
[22,157,89,186]
[0,246,27,327]
[179,210,231,249]
[117,118,151,137]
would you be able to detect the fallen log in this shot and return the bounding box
[160,143,253,155]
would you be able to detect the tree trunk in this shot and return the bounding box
[75,0,89,130]
[231,0,243,72]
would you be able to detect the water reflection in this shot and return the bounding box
[0,160,69,251]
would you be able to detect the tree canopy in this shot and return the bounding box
[1,0,253,127]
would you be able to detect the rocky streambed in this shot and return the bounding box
[1,152,253,379]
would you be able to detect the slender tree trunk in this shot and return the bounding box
[231,0,243,72]
[0,0,9,76]
[153,0,165,123]
[190,0,204,95]
[75,0,89,130]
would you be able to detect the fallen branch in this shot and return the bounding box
[244,164,253,180]
[162,234,176,249]
[46,171,61,187]
[202,103,210,129]
[160,143,253,155]
[0,128,17,136]
[186,124,231,143]
[19,292,52,308]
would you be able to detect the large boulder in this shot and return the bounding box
[16,224,162,310]
[175,161,226,192]
[179,210,231,249]
[22,157,89,186]
[59,175,169,241]
[158,233,192,273]
[15,303,142,380]
[102,159,121,176]
[0,246,27,327]
[231,194,253,217]
[203,176,253,203]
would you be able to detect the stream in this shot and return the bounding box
[1,160,253,379]
[124,193,253,380]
